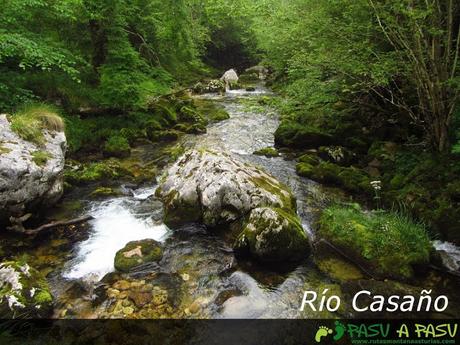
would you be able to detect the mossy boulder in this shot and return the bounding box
[103,135,131,158]
[194,98,230,123]
[147,130,180,142]
[156,149,296,228]
[253,147,279,157]
[275,121,333,149]
[64,159,130,185]
[234,207,310,262]
[90,187,121,198]
[317,204,432,279]
[0,261,53,318]
[114,239,163,273]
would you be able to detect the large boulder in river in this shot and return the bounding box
[156,149,296,228]
[234,207,310,262]
[0,114,66,228]
[220,69,239,87]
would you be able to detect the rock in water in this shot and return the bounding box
[156,149,295,228]
[156,149,310,262]
[114,239,163,272]
[0,114,66,227]
[234,207,310,262]
[220,69,239,88]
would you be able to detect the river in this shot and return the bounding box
[1,83,459,319]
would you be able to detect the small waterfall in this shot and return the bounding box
[64,187,169,281]
[433,240,460,273]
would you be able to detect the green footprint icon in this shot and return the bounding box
[333,321,346,341]
[315,326,333,343]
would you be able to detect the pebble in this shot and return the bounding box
[181,273,190,281]
[189,301,201,314]
[123,307,134,315]
[113,280,131,291]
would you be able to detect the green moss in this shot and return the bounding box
[8,103,64,145]
[234,207,310,262]
[298,153,319,165]
[114,239,163,272]
[147,129,180,142]
[274,120,333,149]
[194,98,230,122]
[253,147,279,157]
[31,150,52,166]
[90,187,120,198]
[64,159,129,185]
[318,204,431,279]
[296,162,314,177]
[315,257,364,282]
[249,175,296,212]
[33,290,53,304]
[103,135,131,158]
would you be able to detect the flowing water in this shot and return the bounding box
[2,83,460,319]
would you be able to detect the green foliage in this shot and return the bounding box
[8,103,64,145]
[319,204,431,278]
[103,135,130,158]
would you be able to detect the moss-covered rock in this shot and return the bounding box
[317,204,431,279]
[194,98,230,122]
[275,121,333,149]
[147,130,180,142]
[156,149,296,228]
[114,239,163,273]
[234,207,310,262]
[103,135,131,158]
[90,187,121,198]
[253,147,279,157]
[0,261,53,318]
[64,159,130,185]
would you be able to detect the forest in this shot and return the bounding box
[0,0,460,329]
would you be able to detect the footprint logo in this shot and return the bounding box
[333,321,346,341]
[315,326,333,343]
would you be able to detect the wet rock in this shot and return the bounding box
[192,80,225,94]
[0,261,53,318]
[0,114,66,228]
[220,69,239,88]
[156,149,296,228]
[113,280,131,291]
[114,240,163,273]
[129,289,152,308]
[214,289,243,306]
[234,207,310,262]
[253,147,279,158]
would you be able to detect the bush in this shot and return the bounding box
[318,204,431,279]
[103,135,131,158]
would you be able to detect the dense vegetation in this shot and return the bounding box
[1,0,459,244]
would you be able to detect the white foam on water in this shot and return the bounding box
[433,240,460,272]
[64,192,169,281]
